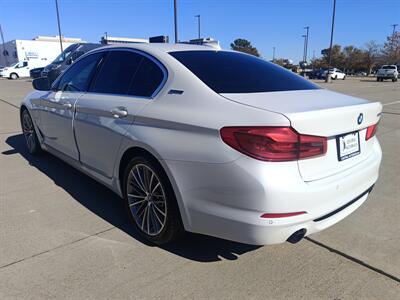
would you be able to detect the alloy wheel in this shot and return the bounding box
[22,111,36,153]
[126,163,167,236]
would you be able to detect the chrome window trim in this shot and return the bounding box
[84,47,168,100]
[80,91,157,101]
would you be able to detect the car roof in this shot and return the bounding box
[95,43,223,54]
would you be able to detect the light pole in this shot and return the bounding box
[174,0,178,43]
[55,0,63,52]
[0,24,8,66]
[302,34,307,63]
[272,46,276,61]
[392,24,398,37]
[326,0,336,83]
[195,15,201,39]
[391,24,398,59]
[304,26,309,63]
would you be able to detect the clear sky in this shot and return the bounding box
[0,0,399,63]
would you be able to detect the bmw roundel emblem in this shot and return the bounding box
[357,113,363,125]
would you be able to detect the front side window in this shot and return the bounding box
[15,61,27,68]
[169,50,319,93]
[55,52,103,92]
[90,51,143,95]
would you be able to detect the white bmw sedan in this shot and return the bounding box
[21,43,382,245]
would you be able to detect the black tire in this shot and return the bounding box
[342,75,346,80]
[376,77,380,82]
[122,155,184,245]
[21,109,43,155]
[10,73,18,80]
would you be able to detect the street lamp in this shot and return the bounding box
[391,24,398,59]
[272,46,276,61]
[326,0,337,83]
[55,0,63,52]
[304,26,309,63]
[0,24,8,66]
[195,15,201,39]
[391,24,398,37]
[302,34,307,64]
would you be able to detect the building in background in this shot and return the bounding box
[100,35,148,45]
[0,35,83,67]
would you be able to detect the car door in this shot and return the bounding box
[13,61,29,77]
[74,49,166,179]
[39,52,104,160]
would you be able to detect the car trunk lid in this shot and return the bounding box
[221,89,382,181]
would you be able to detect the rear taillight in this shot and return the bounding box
[365,123,378,141]
[220,127,327,162]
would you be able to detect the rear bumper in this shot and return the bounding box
[313,185,373,222]
[165,139,382,245]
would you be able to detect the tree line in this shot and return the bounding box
[312,32,399,74]
[231,32,400,75]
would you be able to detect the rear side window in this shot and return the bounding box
[90,51,143,95]
[55,52,103,92]
[128,56,164,97]
[169,51,319,93]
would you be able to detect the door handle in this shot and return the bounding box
[111,107,128,118]
[62,102,72,109]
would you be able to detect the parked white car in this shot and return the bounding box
[322,68,346,80]
[21,44,382,245]
[0,60,44,79]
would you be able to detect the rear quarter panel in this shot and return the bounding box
[113,52,290,228]
[119,51,291,164]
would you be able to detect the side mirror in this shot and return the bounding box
[32,77,51,91]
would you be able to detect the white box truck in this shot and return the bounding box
[0,36,82,79]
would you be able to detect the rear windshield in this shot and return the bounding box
[169,50,319,93]
[382,65,396,69]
